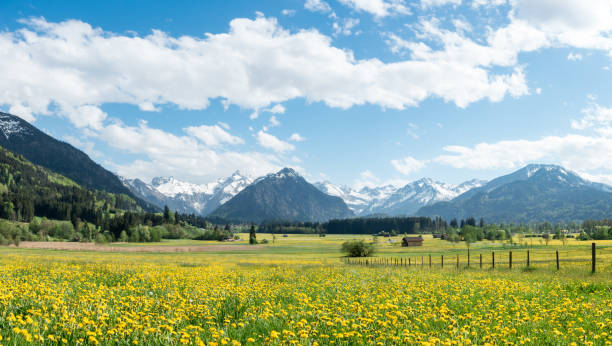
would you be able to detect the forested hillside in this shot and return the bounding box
[0,145,142,224]
[0,112,155,210]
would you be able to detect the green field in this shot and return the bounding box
[0,235,610,345]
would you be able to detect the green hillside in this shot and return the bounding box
[0,145,142,223]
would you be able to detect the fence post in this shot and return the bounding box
[429,254,432,267]
[556,251,559,270]
[479,254,482,269]
[492,252,495,269]
[456,254,459,269]
[409,258,411,267]
[527,250,530,267]
[592,243,596,274]
[468,248,470,267]
[441,255,444,268]
[509,251,512,269]
[421,256,424,267]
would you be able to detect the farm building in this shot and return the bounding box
[402,236,424,247]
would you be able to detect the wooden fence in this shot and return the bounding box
[343,243,602,273]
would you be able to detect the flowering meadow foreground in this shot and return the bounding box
[0,235,611,345]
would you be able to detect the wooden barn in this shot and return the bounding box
[402,236,424,247]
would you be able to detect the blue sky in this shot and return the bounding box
[1,0,612,188]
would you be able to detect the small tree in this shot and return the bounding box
[341,240,375,257]
[542,233,550,246]
[249,224,257,245]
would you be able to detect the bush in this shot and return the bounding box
[260,239,269,244]
[341,240,375,257]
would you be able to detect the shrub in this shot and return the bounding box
[341,240,375,257]
[260,239,269,244]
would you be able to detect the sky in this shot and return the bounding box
[1,0,612,189]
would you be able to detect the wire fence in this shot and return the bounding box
[344,243,608,273]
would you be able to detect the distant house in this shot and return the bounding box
[402,236,424,247]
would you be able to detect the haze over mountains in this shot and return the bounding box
[2,111,612,224]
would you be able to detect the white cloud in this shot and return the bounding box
[406,122,419,139]
[338,0,410,18]
[343,0,410,17]
[304,0,332,13]
[391,156,426,175]
[281,9,296,16]
[264,104,286,114]
[217,121,230,130]
[571,102,612,130]
[289,133,306,142]
[511,0,612,51]
[98,121,280,183]
[568,52,583,61]
[421,0,461,8]
[434,134,612,173]
[184,124,244,146]
[270,116,280,127]
[333,18,360,36]
[472,0,506,8]
[256,131,295,153]
[354,169,381,189]
[0,16,535,130]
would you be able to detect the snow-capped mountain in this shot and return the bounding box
[0,112,31,139]
[316,178,486,216]
[418,164,612,223]
[314,182,395,215]
[209,168,354,222]
[122,171,253,215]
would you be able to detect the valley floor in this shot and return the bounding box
[0,235,610,345]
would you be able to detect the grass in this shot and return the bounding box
[0,235,610,344]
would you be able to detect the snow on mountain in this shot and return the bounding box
[0,112,31,139]
[314,182,395,214]
[123,171,253,215]
[317,178,486,216]
[151,177,211,197]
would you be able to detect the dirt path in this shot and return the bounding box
[10,242,262,253]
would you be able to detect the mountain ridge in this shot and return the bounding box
[209,168,354,222]
[417,164,612,223]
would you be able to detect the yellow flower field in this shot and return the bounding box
[0,250,610,345]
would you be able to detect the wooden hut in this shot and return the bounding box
[401,236,424,247]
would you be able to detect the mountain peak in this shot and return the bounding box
[0,112,31,140]
[265,167,300,180]
[521,163,569,177]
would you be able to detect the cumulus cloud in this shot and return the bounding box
[391,156,426,175]
[184,124,244,146]
[256,131,295,153]
[434,134,612,173]
[98,121,280,183]
[338,0,410,18]
[304,0,332,13]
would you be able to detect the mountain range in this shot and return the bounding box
[316,178,486,216]
[121,171,253,216]
[417,164,612,223]
[2,110,612,224]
